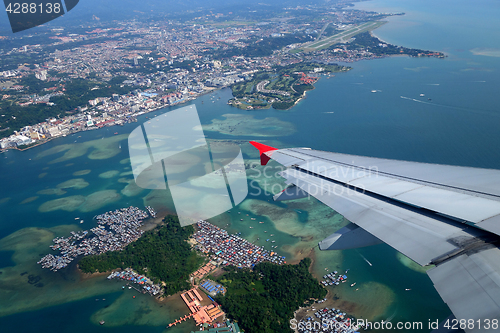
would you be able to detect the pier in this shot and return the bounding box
[168,313,195,327]
[166,287,225,328]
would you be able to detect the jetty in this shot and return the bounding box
[166,287,225,328]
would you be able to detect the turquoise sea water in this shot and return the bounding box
[1,0,500,332]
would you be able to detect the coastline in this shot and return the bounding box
[0,87,219,154]
[78,267,114,281]
[369,30,449,57]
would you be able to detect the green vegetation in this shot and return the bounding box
[229,62,349,111]
[344,32,446,57]
[215,258,326,333]
[211,34,313,59]
[78,215,204,296]
[302,21,386,52]
[293,83,314,95]
[323,24,341,37]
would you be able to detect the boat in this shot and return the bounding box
[114,132,118,135]
[371,90,377,93]
[420,93,425,97]
[100,320,105,325]
[405,288,411,291]
[351,283,356,287]
[259,221,264,224]
[74,217,80,220]
[271,240,275,243]
[80,220,84,224]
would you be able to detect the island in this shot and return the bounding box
[78,214,203,296]
[214,258,327,333]
[34,206,359,332]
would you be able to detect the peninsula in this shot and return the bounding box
[1,4,445,150]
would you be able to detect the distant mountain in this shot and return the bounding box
[0,0,330,35]
[60,0,327,20]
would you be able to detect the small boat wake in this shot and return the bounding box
[400,95,435,106]
[385,310,397,323]
[400,96,499,117]
[356,250,373,266]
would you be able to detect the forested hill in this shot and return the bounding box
[215,258,327,333]
[78,215,203,295]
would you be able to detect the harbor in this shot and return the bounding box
[321,271,352,287]
[37,206,154,271]
[295,305,358,333]
[167,287,225,328]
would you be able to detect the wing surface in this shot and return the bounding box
[427,248,500,333]
[250,142,500,331]
[262,147,500,235]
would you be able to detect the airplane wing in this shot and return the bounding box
[250,141,500,332]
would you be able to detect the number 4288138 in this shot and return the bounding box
[6,2,61,14]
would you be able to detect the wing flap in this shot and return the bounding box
[427,248,500,333]
[280,168,475,266]
[269,148,500,235]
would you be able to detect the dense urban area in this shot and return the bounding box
[0,2,444,149]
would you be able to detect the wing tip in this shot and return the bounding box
[249,141,278,165]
